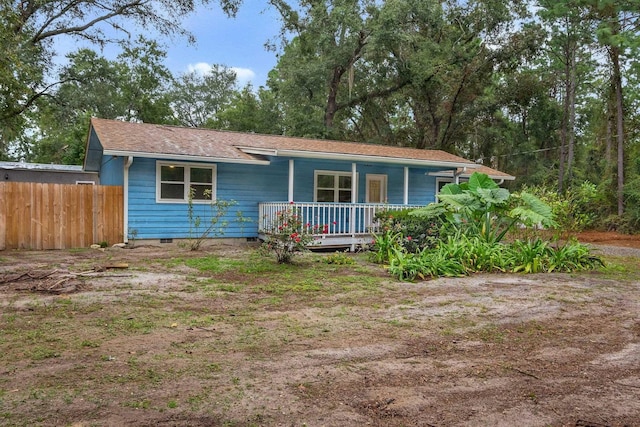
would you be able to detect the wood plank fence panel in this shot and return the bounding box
[0,182,123,250]
[0,183,5,250]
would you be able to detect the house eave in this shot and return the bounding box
[237,147,477,168]
[427,170,516,181]
[102,150,271,165]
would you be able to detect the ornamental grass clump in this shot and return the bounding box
[261,204,321,263]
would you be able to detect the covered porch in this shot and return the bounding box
[258,202,423,249]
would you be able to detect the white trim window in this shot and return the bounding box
[314,170,356,202]
[436,177,469,196]
[436,178,453,194]
[156,161,216,203]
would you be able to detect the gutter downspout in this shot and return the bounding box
[454,166,467,185]
[123,156,133,243]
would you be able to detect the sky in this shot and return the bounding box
[53,2,283,88]
[166,3,283,87]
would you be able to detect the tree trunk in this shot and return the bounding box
[567,45,577,186]
[324,66,344,134]
[611,47,625,216]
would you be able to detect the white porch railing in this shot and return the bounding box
[258,202,423,245]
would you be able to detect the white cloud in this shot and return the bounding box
[187,62,214,75]
[230,67,256,86]
[186,63,256,86]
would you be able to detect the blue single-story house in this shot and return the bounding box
[84,118,514,248]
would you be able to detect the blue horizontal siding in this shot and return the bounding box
[126,157,288,239]
[105,155,454,240]
[100,156,124,186]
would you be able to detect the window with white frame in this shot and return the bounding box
[436,178,453,194]
[436,177,469,195]
[314,171,356,202]
[156,162,216,203]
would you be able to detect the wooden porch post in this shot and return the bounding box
[288,159,294,202]
[350,162,357,251]
[403,167,409,205]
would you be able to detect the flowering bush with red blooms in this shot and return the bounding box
[261,203,320,263]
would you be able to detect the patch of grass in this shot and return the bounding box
[80,340,101,348]
[123,399,151,409]
[96,315,158,335]
[68,248,89,254]
[474,324,506,343]
[254,279,323,295]
[29,346,60,360]
[596,256,640,280]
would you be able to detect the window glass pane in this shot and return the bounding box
[191,185,212,200]
[339,175,351,189]
[190,167,212,183]
[161,166,184,182]
[161,183,184,199]
[317,189,334,202]
[438,180,452,193]
[338,190,352,203]
[317,174,334,188]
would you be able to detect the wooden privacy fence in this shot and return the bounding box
[0,182,123,250]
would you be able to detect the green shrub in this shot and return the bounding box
[260,204,320,263]
[324,251,355,265]
[621,177,640,234]
[520,181,601,236]
[370,207,444,264]
[186,189,236,251]
[386,236,603,281]
[504,239,550,273]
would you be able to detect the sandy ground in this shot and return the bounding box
[1,232,639,426]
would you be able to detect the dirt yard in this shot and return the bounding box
[1,233,640,427]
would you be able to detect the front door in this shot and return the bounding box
[366,174,387,203]
[365,174,387,229]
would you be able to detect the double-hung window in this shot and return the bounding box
[314,171,355,203]
[157,162,216,203]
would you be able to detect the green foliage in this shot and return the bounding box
[505,239,550,274]
[29,38,175,164]
[186,189,236,251]
[373,208,443,253]
[621,175,640,234]
[521,182,601,236]
[546,240,605,272]
[380,174,600,280]
[260,204,320,264]
[170,64,238,128]
[387,236,603,281]
[324,251,355,265]
[412,173,555,244]
[2,0,236,160]
[369,227,403,264]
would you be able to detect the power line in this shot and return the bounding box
[476,146,559,162]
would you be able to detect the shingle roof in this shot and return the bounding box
[89,118,482,169]
[467,165,515,180]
